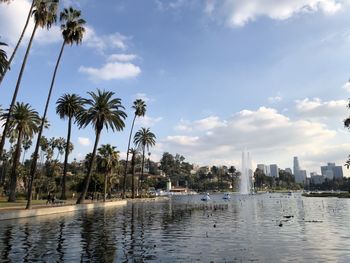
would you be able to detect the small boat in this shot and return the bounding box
[287,191,293,196]
[201,193,210,201]
[223,193,231,200]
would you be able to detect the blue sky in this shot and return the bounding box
[1,0,350,176]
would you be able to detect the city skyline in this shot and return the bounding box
[0,0,350,176]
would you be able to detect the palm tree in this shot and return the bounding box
[0,0,36,86]
[97,144,119,202]
[133,128,156,193]
[0,103,40,202]
[75,89,127,204]
[0,0,58,166]
[122,99,146,198]
[0,41,8,78]
[22,137,32,164]
[26,6,85,209]
[56,93,83,199]
[128,148,138,199]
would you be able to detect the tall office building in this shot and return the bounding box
[285,168,293,175]
[293,156,307,184]
[321,163,343,179]
[257,164,268,175]
[270,164,279,178]
[293,157,300,175]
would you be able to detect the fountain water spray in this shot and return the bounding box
[240,149,254,194]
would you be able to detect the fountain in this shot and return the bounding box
[240,149,254,194]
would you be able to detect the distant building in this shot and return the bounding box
[293,157,307,184]
[257,164,268,175]
[285,168,293,175]
[321,163,343,179]
[269,164,279,178]
[310,173,325,185]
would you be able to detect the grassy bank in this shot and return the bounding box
[302,192,350,198]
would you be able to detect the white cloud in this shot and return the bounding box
[84,27,128,52]
[136,115,163,127]
[79,62,141,81]
[35,26,61,45]
[205,0,342,27]
[175,116,227,132]
[157,107,343,171]
[78,137,91,147]
[342,81,350,92]
[268,96,282,103]
[108,53,137,62]
[295,98,347,119]
[134,93,153,103]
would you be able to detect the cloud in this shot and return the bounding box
[342,81,350,92]
[107,54,137,62]
[84,27,128,52]
[295,98,347,119]
[135,115,163,127]
[134,93,153,103]
[78,137,91,147]
[79,62,141,81]
[268,96,282,104]
[158,107,341,171]
[175,116,227,132]
[155,0,187,11]
[204,0,342,27]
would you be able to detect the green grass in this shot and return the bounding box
[302,192,350,198]
[0,198,46,208]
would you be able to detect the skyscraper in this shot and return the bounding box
[270,164,279,177]
[321,163,343,179]
[293,157,300,175]
[293,156,307,184]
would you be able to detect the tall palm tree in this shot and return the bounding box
[128,148,138,199]
[122,99,146,198]
[22,137,32,164]
[0,41,8,78]
[97,144,119,202]
[133,128,156,193]
[0,0,58,166]
[75,89,127,204]
[0,103,40,202]
[56,93,83,199]
[0,0,36,86]
[26,6,85,209]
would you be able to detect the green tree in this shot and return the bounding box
[26,6,85,209]
[133,128,156,191]
[122,99,146,198]
[0,0,58,167]
[22,137,32,164]
[97,144,119,202]
[0,41,8,78]
[56,93,83,199]
[75,89,127,204]
[1,103,40,202]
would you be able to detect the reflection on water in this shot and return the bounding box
[0,194,350,262]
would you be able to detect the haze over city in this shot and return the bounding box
[1,0,350,176]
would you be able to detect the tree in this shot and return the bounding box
[26,6,85,209]
[122,99,146,198]
[56,93,83,199]
[0,0,36,85]
[75,89,127,204]
[97,144,119,202]
[1,103,40,202]
[22,137,32,164]
[0,0,58,166]
[133,128,156,192]
[0,41,8,78]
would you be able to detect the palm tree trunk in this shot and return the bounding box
[0,22,39,162]
[0,0,35,86]
[22,150,26,164]
[131,152,135,199]
[26,41,66,209]
[123,114,136,198]
[76,130,101,204]
[60,116,71,200]
[140,147,145,194]
[8,129,22,202]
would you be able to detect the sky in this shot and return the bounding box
[1,0,350,176]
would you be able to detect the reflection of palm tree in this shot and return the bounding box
[56,94,83,199]
[1,102,40,202]
[76,89,127,204]
[123,99,146,198]
[97,144,119,202]
[133,128,156,192]
[0,0,58,164]
[128,148,138,199]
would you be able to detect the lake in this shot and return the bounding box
[0,193,349,262]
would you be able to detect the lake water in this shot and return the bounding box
[0,193,350,262]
